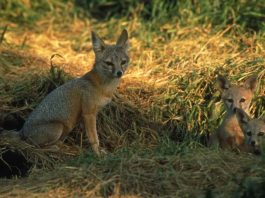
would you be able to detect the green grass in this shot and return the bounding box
[1,0,265,32]
[74,0,265,32]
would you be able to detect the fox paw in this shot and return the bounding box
[99,148,108,155]
[93,148,108,157]
[41,145,60,152]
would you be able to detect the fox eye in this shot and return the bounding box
[240,98,246,103]
[227,99,233,103]
[104,61,114,66]
[246,131,252,136]
[258,132,264,136]
[121,60,127,65]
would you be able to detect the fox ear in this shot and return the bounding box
[91,31,106,53]
[116,29,129,50]
[217,75,230,90]
[243,75,257,92]
[236,108,250,124]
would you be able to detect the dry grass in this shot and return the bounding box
[0,2,265,197]
[0,147,264,198]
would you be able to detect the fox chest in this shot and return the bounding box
[224,118,244,136]
[82,83,116,114]
[94,87,116,109]
[220,117,244,144]
[83,96,111,114]
[96,96,112,109]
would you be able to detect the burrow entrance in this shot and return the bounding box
[0,149,32,178]
[0,113,33,179]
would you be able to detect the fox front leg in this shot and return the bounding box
[83,114,100,155]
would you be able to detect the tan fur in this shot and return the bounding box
[215,114,245,149]
[20,30,130,155]
[209,75,257,150]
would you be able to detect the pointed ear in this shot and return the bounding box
[236,108,250,124]
[91,31,106,53]
[243,75,257,92]
[116,29,129,50]
[217,75,230,90]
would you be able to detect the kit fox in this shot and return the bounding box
[236,108,265,154]
[209,75,257,149]
[20,29,130,155]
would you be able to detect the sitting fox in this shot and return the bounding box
[236,108,265,154]
[209,75,257,150]
[19,29,130,155]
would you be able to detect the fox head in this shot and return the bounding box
[91,29,129,79]
[236,108,265,154]
[217,75,257,114]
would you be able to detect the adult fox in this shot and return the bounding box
[20,29,130,155]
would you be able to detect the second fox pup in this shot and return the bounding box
[236,108,265,154]
[21,30,130,155]
[209,75,257,149]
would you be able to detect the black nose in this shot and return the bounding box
[251,141,256,146]
[254,149,261,155]
[116,71,123,78]
[233,108,237,113]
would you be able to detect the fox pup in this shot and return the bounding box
[236,108,265,154]
[20,30,130,155]
[209,75,257,149]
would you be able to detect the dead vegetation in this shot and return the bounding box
[0,146,264,197]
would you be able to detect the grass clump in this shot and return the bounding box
[76,0,265,32]
[2,139,264,197]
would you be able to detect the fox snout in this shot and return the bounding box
[232,104,242,113]
[226,98,249,114]
[252,141,261,155]
[250,139,260,148]
[116,70,123,78]
[226,101,241,113]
